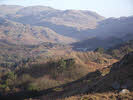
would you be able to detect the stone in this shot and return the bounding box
[119,89,130,94]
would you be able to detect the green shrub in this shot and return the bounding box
[6,72,17,80]
[27,84,39,91]
[0,84,7,88]
[94,48,104,54]
[53,87,63,92]
[57,58,75,73]
[57,58,67,73]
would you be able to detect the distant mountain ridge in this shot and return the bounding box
[0,5,23,16]
[0,5,133,46]
[0,5,104,29]
[0,5,105,40]
[72,16,133,50]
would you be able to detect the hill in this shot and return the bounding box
[0,39,73,69]
[92,16,133,38]
[0,51,132,100]
[106,39,133,59]
[1,5,132,44]
[38,52,133,100]
[72,16,133,50]
[0,5,105,40]
[0,5,23,16]
[3,5,104,29]
[0,17,75,44]
[72,37,124,51]
[0,51,117,100]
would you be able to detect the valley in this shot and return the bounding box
[0,4,133,100]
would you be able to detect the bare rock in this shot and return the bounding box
[119,89,130,94]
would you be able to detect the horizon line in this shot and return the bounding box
[0,4,132,18]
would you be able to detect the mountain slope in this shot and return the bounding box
[106,39,133,59]
[72,16,133,50]
[1,5,132,42]
[34,10,104,29]
[92,16,133,38]
[0,5,23,16]
[0,52,132,100]
[72,37,124,50]
[0,5,105,40]
[5,5,104,29]
[0,17,75,44]
[39,52,133,99]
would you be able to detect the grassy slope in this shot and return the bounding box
[37,52,133,100]
[0,51,117,100]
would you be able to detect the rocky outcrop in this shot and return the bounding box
[119,89,130,94]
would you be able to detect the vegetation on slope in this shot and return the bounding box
[107,39,133,59]
[62,52,133,100]
[0,17,75,45]
[0,50,117,100]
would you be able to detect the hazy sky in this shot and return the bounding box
[0,0,133,18]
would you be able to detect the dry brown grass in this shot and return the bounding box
[65,51,117,72]
[62,92,133,100]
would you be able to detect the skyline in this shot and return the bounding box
[0,0,133,18]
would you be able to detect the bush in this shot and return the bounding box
[4,72,17,86]
[6,72,17,81]
[27,84,39,91]
[57,58,67,73]
[0,84,7,88]
[5,86,10,92]
[57,58,75,73]
[94,48,104,54]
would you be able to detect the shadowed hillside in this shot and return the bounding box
[1,51,133,100]
[72,16,133,50]
[0,4,133,100]
[0,51,117,100]
[37,52,133,100]
[106,39,133,59]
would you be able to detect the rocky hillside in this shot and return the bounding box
[0,17,75,44]
[72,16,133,50]
[0,5,132,46]
[0,5,23,16]
[0,5,105,40]
[106,39,133,59]
[0,5,104,29]
[37,52,133,100]
[72,36,124,50]
[1,51,133,100]
[92,16,133,38]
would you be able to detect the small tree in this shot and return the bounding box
[126,47,133,54]
[94,48,104,54]
[27,84,39,91]
[4,72,17,88]
[57,58,66,73]
[6,72,17,81]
